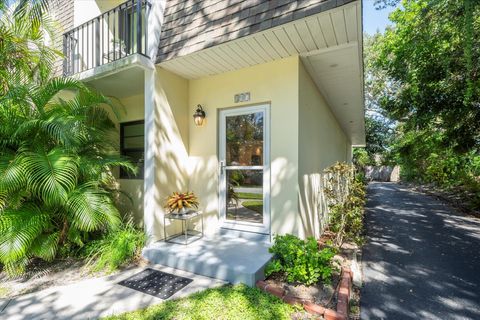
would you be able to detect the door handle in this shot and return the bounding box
[220,161,225,175]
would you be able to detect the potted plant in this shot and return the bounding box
[165,191,199,214]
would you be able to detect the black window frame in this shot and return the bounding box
[120,120,145,180]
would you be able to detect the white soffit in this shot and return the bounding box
[302,44,364,146]
[159,1,365,145]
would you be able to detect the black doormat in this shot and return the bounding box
[118,268,193,299]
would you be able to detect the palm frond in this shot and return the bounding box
[31,78,84,114]
[20,148,78,206]
[13,0,50,28]
[0,203,50,263]
[66,183,121,232]
[30,231,60,261]
[77,155,137,183]
[0,154,27,195]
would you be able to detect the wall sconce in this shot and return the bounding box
[193,104,206,126]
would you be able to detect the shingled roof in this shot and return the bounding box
[156,0,356,63]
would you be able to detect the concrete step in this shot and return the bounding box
[142,234,272,286]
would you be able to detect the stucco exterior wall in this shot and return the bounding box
[114,94,145,226]
[146,67,190,241]
[187,56,300,237]
[297,60,349,238]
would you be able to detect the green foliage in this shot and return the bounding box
[367,1,480,211]
[104,284,295,320]
[0,2,57,92]
[0,6,135,275]
[0,79,135,275]
[364,116,394,158]
[392,127,480,209]
[85,221,146,273]
[323,162,367,246]
[372,0,480,152]
[237,192,262,200]
[242,200,263,214]
[264,259,282,276]
[265,234,335,286]
[353,148,373,168]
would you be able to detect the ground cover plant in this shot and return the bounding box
[265,234,335,286]
[103,284,296,320]
[85,220,146,273]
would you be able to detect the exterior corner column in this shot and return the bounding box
[144,68,157,244]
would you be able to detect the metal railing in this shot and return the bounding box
[63,0,151,76]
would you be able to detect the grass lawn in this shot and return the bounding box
[242,200,263,214]
[237,192,262,200]
[104,284,296,320]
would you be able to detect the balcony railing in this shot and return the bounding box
[63,0,151,76]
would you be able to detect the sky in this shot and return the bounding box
[363,0,398,35]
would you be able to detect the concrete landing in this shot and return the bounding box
[142,233,272,286]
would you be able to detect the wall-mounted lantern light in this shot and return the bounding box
[193,104,206,126]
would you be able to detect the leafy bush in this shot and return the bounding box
[323,162,366,247]
[392,128,480,210]
[0,7,135,275]
[353,148,373,168]
[85,221,146,273]
[265,234,335,285]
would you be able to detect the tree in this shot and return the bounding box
[360,34,396,164]
[372,0,480,152]
[0,3,134,274]
[0,0,57,94]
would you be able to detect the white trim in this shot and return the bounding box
[71,53,154,82]
[143,68,156,244]
[218,104,271,235]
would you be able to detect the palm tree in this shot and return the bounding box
[0,1,136,275]
[0,0,58,95]
[0,78,136,275]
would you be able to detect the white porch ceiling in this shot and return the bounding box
[159,1,365,146]
[87,66,145,99]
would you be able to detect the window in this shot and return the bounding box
[120,120,144,179]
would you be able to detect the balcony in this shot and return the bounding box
[63,0,151,77]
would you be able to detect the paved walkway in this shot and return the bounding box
[361,183,480,320]
[0,265,225,320]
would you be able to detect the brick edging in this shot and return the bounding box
[257,267,352,320]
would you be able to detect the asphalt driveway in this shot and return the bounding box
[361,183,480,320]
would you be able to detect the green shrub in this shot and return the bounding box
[327,174,366,246]
[85,221,146,273]
[265,234,335,285]
[0,6,136,276]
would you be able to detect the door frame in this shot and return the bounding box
[218,104,271,235]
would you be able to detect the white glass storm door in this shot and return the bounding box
[219,104,270,234]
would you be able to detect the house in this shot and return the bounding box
[53,0,365,285]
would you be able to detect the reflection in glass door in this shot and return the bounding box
[219,105,270,234]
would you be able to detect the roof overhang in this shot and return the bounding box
[158,1,365,146]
